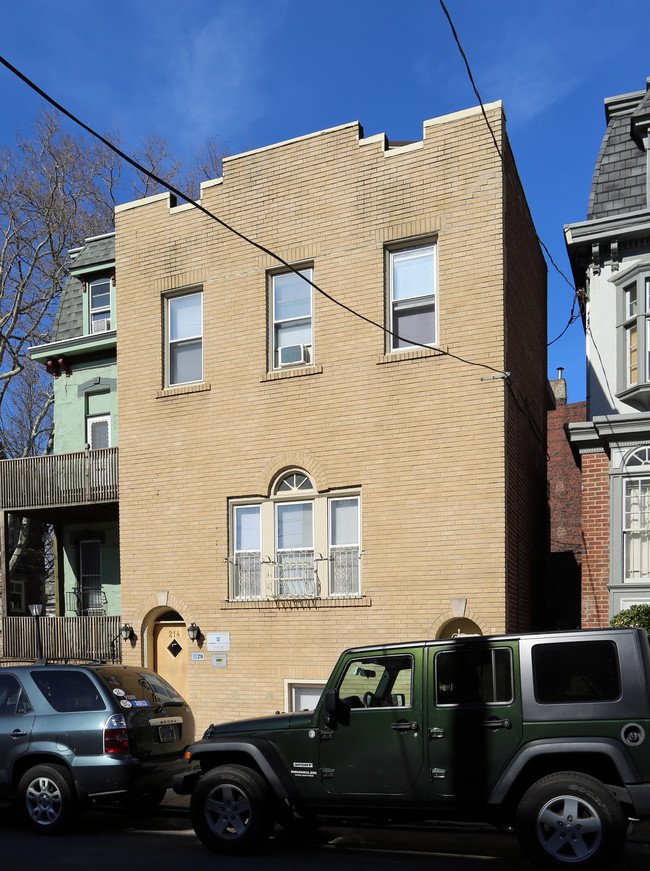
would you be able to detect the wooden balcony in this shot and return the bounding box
[1,615,123,662]
[0,448,118,516]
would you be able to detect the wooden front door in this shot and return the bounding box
[153,622,188,701]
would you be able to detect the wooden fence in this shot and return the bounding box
[1,615,123,662]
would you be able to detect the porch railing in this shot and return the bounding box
[1,615,122,662]
[0,448,118,511]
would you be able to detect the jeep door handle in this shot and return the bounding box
[391,721,419,732]
[10,729,27,738]
[484,719,511,730]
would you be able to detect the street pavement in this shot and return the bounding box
[2,790,650,870]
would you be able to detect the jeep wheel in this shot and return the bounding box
[18,764,76,835]
[516,771,626,870]
[190,765,274,855]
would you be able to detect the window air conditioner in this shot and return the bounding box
[279,344,307,366]
[91,317,111,334]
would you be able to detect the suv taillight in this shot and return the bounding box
[104,714,129,754]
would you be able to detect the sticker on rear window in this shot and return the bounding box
[113,688,125,697]
[131,700,151,707]
[120,699,132,708]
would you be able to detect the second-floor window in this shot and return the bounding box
[230,471,360,600]
[89,277,112,333]
[271,269,313,368]
[166,291,203,386]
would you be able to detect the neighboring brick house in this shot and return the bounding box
[566,78,650,626]
[0,234,120,625]
[546,373,585,628]
[107,103,549,728]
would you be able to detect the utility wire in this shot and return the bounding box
[0,52,508,378]
[438,0,583,352]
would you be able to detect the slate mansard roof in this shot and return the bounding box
[53,233,115,341]
[587,80,650,221]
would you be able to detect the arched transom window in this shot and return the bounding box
[230,469,360,602]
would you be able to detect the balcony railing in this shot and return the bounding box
[1,615,123,662]
[0,448,118,511]
[65,587,108,616]
[231,548,361,600]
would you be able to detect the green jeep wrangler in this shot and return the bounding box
[174,628,650,869]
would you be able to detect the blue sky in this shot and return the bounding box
[1,0,648,401]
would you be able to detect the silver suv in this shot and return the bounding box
[0,663,194,833]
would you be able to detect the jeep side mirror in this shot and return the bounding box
[324,689,339,728]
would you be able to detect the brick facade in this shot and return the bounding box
[580,451,610,627]
[114,105,547,730]
[546,383,585,628]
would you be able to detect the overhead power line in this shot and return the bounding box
[438,0,582,351]
[0,52,514,378]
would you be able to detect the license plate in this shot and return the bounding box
[159,724,176,743]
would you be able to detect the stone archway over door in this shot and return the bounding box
[153,621,188,701]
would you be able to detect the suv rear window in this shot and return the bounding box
[96,668,185,707]
[31,670,105,712]
[532,640,621,703]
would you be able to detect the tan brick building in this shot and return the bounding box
[114,103,547,730]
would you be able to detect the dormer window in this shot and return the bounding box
[89,277,112,333]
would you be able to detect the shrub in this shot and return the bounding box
[610,604,650,633]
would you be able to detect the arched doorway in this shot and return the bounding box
[152,610,189,700]
[436,617,483,639]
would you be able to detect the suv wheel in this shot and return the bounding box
[516,771,626,870]
[190,765,274,854]
[18,764,76,835]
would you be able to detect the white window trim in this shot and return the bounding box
[388,242,438,352]
[165,289,204,387]
[229,479,361,601]
[89,276,112,334]
[86,413,111,450]
[271,268,314,370]
[283,679,327,713]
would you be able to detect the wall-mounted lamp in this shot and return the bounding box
[187,622,200,642]
[29,603,44,660]
[120,623,133,642]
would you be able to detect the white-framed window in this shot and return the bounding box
[388,243,436,350]
[233,505,262,599]
[622,447,650,582]
[229,471,361,600]
[284,680,326,712]
[271,269,313,368]
[166,291,203,386]
[86,414,110,450]
[329,497,360,595]
[89,276,112,333]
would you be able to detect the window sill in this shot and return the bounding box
[156,382,211,399]
[221,595,371,610]
[262,364,323,382]
[377,347,445,365]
